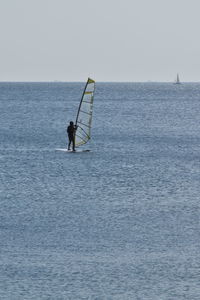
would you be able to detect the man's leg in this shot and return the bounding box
[68,137,71,150]
[72,137,75,151]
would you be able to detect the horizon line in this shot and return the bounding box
[0,80,200,83]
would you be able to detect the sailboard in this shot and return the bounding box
[56,148,90,153]
[75,78,95,148]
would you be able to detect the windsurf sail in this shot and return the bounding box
[75,78,95,147]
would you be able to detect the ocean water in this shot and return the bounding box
[0,82,200,299]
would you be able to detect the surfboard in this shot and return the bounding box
[56,148,90,153]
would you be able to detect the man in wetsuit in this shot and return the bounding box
[67,121,77,151]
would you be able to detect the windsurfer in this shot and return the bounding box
[67,121,77,151]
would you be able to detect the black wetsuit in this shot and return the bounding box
[67,125,76,151]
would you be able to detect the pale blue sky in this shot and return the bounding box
[0,0,200,81]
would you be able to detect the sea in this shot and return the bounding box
[0,82,200,299]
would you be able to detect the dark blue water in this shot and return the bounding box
[0,82,200,299]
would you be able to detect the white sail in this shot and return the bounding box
[75,78,95,147]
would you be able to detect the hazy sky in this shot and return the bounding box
[0,0,200,81]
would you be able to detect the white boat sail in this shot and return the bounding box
[174,73,181,84]
[75,78,95,147]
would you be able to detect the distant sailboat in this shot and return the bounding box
[174,73,181,84]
